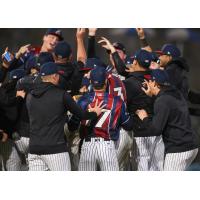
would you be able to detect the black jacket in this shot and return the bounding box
[26,82,97,155]
[112,51,155,137]
[57,61,85,96]
[141,87,199,153]
[165,57,189,100]
[123,71,154,137]
[0,80,23,137]
[0,66,8,83]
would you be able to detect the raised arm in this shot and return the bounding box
[76,28,87,63]
[87,28,98,58]
[136,28,152,52]
[0,47,14,82]
[98,37,129,77]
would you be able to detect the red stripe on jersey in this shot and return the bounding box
[111,98,122,130]
[107,73,127,103]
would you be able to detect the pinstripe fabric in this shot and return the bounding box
[28,152,71,171]
[15,137,29,155]
[135,136,158,171]
[116,129,133,170]
[0,139,21,171]
[78,138,119,171]
[149,136,165,171]
[15,137,30,171]
[164,148,199,171]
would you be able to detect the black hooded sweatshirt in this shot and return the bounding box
[165,57,189,100]
[26,82,97,155]
[141,87,199,153]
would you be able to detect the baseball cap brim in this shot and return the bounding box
[79,67,93,72]
[154,50,165,56]
[46,33,63,41]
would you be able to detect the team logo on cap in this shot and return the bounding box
[55,30,61,35]
[145,59,150,63]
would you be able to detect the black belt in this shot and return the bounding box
[85,137,110,142]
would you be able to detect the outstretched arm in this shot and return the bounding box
[136,28,152,52]
[98,37,129,77]
[76,28,87,63]
[87,28,98,58]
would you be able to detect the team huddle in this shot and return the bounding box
[0,28,199,171]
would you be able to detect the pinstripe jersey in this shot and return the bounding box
[70,91,131,141]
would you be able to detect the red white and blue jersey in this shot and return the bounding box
[69,91,132,141]
[82,73,127,103]
[106,73,127,103]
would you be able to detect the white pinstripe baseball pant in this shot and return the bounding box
[0,139,21,171]
[15,137,30,171]
[135,136,164,171]
[28,152,71,171]
[164,148,198,171]
[116,128,133,171]
[15,137,29,155]
[149,136,165,171]
[79,138,119,171]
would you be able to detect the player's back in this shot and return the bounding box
[107,73,127,103]
[79,91,126,141]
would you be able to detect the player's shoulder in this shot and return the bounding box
[78,92,95,106]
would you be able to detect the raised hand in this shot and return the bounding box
[136,28,145,39]
[98,37,116,53]
[15,44,31,59]
[76,28,86,39]
[88,28,98,36]
[2,47,14,68]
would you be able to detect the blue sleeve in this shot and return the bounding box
[120,101,133,131]
[67,95,92,132]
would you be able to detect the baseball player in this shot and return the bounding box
[79,57,133,170]
[136,69,199,170]
[98,37,166,171]
[68,66,133,171]
[0,69,27,171]
[84,28,135,170]
[26,62,104,171]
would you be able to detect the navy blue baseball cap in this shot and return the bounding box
[90,67,107,88]
[38,52,54,66]
[26,56,39,71]
[151,69,170,86]
[106,42,126,55]
[45,28,63,41]
[151,52,160,64]
[9,69,25,80]
[40,62,58,76]
[125,56,134,65]
[54,41,72,59]
[81,76,90,88]
[81,58,107,71]
[156,44,181,58]
[134,49,152,69]
[26,53,54,71]
[113,42,126,53]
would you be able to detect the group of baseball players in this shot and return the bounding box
[0,28,199,171]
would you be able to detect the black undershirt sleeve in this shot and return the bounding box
[87,36,96,58]
[112,52,129,77]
